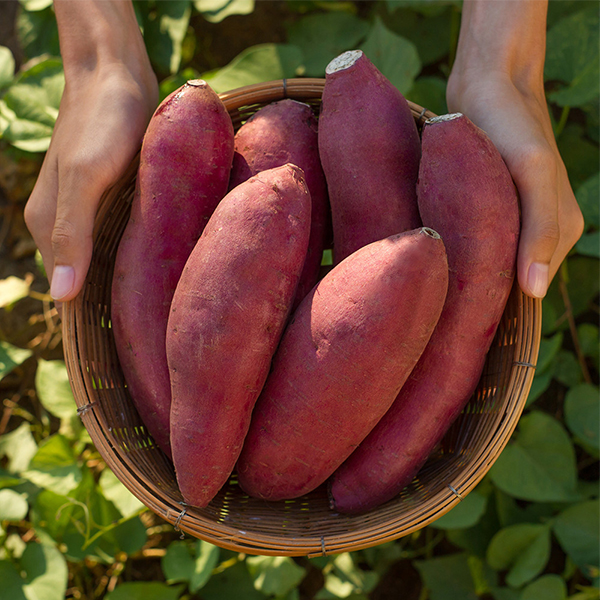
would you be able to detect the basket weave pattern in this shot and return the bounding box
[63,79,541,557]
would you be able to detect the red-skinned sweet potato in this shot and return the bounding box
[329,112,520,514]
[318,50,422,264]
[167,164,311,509]
[229,99,330,307]
[111,80,234,459]
[236,227,448,502]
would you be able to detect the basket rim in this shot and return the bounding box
[61,78,542,557]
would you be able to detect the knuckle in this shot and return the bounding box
[51,218,77,255]
[536,220,561,248]
[514,142,558,180]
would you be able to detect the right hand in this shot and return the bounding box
[25,38,158,306]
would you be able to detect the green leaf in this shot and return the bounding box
[0,46,15,90]
[201,43,304,94]
[521,575,567,600]
[20,0,54,11]
[489,411,578,502]
[287,12,370,77]
[22,434,82,494]
[525,368,553,407]
[414,552,480,600]
[104,582,185,600]
[21,542,69,600]
[0,340,32,380]
[35,359,77,421]
[16,6,60,61]
[0,560,28,600]
[360,15,420,95]
[162,541,196,585]
[564,384,599,450]
[0,276,31,308]
[199,560,265,600]
[545,7,600,107]
[431,490,487,530]
[0,489,28,521]
[445,491,502,558]
[163,540,221,593]
[144,0,192,75]
[576,231,600,258]
[576,173,600,230]
[577,323,599,364]
[189,541,219,592]
[383,6,453,66]
[486,523,552,588]
[0,423,38,473]
[406,76,448,116]
[553,349,583,388]
[98,469,144,518]
[194,0,255,23]
[557,125,600,192]
[536,332,563,373]
[552,499,600,579]
[247,555,306,598]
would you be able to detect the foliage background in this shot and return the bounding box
[0,1,598,599]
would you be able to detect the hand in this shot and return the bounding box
[446,0,584,299]
[24,0,159,305]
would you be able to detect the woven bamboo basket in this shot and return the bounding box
[62,78,542,557]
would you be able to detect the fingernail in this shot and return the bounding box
[527,262,549,298]
[50,265,75,300]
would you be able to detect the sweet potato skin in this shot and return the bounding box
[167,164,311,508]
[318,50,422,264]
[328,113,520,514]
[111,80,234,459]
[229,99,330,307]
[236,227,448,502]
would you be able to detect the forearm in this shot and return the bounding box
[448,0,548,102]
[54,0,148,76]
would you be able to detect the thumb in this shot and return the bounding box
[49,169,106,302]
[512,153,560,299]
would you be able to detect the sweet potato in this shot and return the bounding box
[229,99,330,307]
[329,112,520,514]
[318,49,421,264]
[236,227,448,502]
[111,80,234,459]
[167,164,311,508]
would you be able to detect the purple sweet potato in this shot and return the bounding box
[111,80,234,459]
[236,227,448,502]
[167,164,311,508]
[329,113,520,514]
[318,49,422,264]
[228,99,330,308]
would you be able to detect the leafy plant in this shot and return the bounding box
[0,1,597,599]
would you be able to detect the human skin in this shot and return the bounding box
[446,0,584,299]
[24,0,582,304]
[24,0,159,306]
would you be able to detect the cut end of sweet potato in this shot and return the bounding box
[426,113,463,124]
[420,227,441,240]
[326,50,363,75]
[186,79,208,87]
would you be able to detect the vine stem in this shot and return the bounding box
[558,265,592,384]
[554,105,571,138]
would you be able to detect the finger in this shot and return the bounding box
[49,159,110,302]
[510,146,561,298]
[24,156,59,286]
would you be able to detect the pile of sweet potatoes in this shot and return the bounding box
[111,50,520,514]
